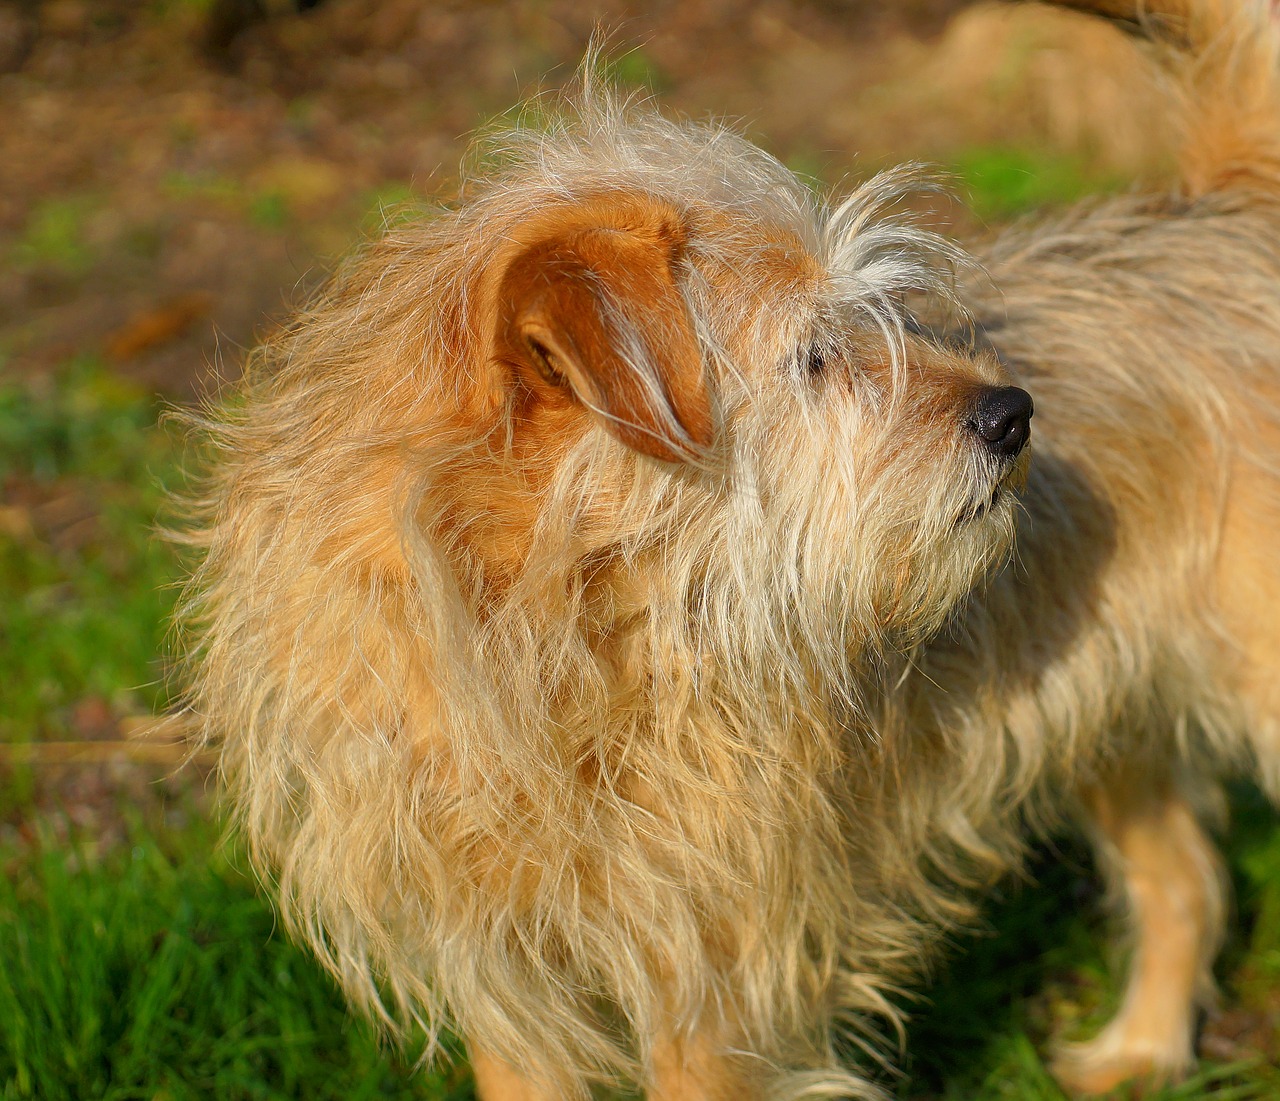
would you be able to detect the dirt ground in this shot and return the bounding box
[0,0,1174,400]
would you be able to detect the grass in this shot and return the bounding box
[0,361,179,746]
[1,355,1276,1098]
[779,141,1131,226]
[0,824,471,1101]
[949,145,1130,221]
[8,197,98,276]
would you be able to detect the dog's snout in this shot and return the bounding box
[970,386,1033,459]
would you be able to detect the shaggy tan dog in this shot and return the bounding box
[181,0,1279,1097]
[900,0,1280,1092]
[180,82,1030,1101]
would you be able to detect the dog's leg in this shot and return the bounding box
[469,1029,763,1100]
[1052,775,1226,1096]
[649,1026,763,1101]
[468,1048,560,1101]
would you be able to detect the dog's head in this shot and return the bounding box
[190,90,1032,720]
[406,96,1027,652]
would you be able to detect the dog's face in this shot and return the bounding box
[396,136,1028,678]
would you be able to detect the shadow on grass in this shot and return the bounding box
[891,787,1280,1101]
[889,841,1096,1101]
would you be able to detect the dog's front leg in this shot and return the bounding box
[648,1024,764,1101]
[469,1027,762,1101]
[468,1047,560,1101]
[1052,774,1227,1096]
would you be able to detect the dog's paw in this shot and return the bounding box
[1050,1028,1194,1097]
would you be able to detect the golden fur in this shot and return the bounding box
[179,1,1280,1097]
[895,1,1280,1090]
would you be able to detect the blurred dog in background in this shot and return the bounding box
[903,0,1280,1091]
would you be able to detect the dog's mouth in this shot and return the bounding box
[955,485,1003,526]
[955,455,1028,527]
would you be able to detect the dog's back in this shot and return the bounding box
[909,1,1280,1091]
[944,0,1280,788]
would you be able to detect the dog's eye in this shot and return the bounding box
[524,336,565,386]
[802,346,825,376]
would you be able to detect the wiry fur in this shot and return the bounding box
[178,83,1024,1099]
[897,0,1280,1091]
[179,1,1280,1096]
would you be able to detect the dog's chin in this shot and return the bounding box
[954,483,1013,529]
[955,452,1030,529]
[968,486,1001,523]
[941,480,1020,605]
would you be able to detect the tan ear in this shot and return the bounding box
[494,206,714,463]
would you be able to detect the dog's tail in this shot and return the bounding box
[1043,0,1280,196]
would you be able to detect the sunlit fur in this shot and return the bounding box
[178,2,1280,1097]
[886,1,1280,1092]
[178,80,1025,1098]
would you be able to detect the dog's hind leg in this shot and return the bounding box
[1051,774,1227,1096]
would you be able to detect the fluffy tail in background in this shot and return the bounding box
[1042,0,1280,195]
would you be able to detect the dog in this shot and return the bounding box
[893,0,1280,1093]
[901,0,1280,1085]
[179,1,1278,1097]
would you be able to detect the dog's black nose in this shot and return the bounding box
[970,385,1033,459]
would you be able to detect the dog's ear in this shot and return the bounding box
[495,208,714,463]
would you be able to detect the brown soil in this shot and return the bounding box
[0,0,1169,400]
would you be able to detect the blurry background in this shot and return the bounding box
[0,2,1275,1098]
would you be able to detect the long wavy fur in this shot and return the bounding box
[176,79,1020,1099]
